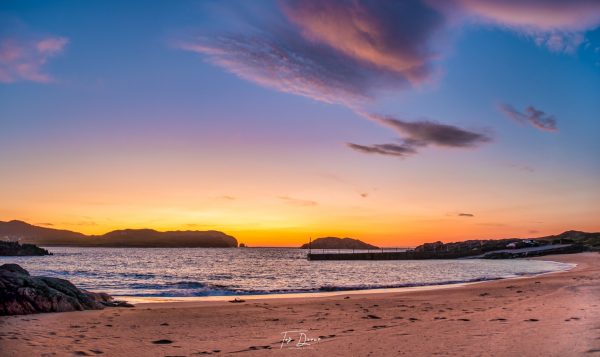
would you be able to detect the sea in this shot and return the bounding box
[1,247,574,297]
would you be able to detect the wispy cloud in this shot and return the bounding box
[450,0,600,53]
[176,0,448,106]
[0,36,68,83]
[346,142,417,158]
[499,104,558,132]
[278,196,318,207]
[458,213,474,217]
[508,163,535,172]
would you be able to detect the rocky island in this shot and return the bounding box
[301,237,379,250]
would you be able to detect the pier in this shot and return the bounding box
[307,244,584,261]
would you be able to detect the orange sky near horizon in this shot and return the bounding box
[2,145,598,247]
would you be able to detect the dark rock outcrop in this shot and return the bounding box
[0,220,238,248]
[0,241,51,256]
[0,264,132,315]
[301,237,379,250]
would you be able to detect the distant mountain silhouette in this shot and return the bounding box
[0,220,238,248]
[301,237,379,250]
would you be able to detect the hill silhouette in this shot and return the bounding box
[0,220,238,248]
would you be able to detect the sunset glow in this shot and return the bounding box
[1,1,599,247]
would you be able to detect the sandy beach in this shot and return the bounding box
[1,252,598,356]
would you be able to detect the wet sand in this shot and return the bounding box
[1,252,599,356]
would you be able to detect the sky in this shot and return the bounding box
[1,0,599,247]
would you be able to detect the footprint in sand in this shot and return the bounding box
[318,334,337,338]
[152,339,174,344]
[457,318,470,322]
[364,314,381,319]
[233,345,272,353]
[525,319,539,322]
[491,318,507,321]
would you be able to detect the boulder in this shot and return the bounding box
[0,263,132,315]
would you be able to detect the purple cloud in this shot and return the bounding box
[346,142,417,158]
[0,36,68,83]
[177,0,447,105]
[348,114,491,158]
[499,104,558,131]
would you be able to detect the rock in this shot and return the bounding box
[301,237,379,250]
[0,263,132,315]
[0,263,30,275]
[0,241,51,256]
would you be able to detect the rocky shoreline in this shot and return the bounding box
[0,263,132,315]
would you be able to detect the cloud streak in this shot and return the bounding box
[499,104,558,131]
[278,196,318,207]
[346,142,417,158]
[0,36,68,83]
[348,114,491,158]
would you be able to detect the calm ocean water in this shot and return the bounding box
[1,247,573,297]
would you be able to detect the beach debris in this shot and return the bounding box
[229,297,246,303]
